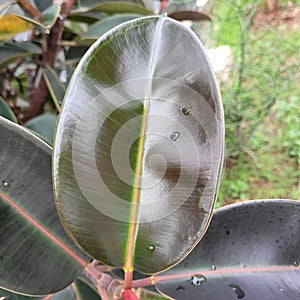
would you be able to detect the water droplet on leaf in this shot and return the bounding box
[146,245,155,253]
[293,261,299,267]
[180,107,192,115]
[170,131,180,141]
[190,274,206,286]
[229,284,245,299]
[2,180,10,188]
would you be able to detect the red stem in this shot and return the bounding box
[122,290,139,300]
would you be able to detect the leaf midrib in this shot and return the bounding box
[123,15,166,274]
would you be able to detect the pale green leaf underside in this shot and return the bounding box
[53,16,224,274]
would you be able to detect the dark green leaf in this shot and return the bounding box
[64,20,89,35]
[53,15,224,275]
[0,278,100,299]
[168,10,212,21]
[24,112,58,145]
[71,1,152,15]
[0,96,17,123]
[49,278,101,300]
[81,14,141,40]
[33,0,53,12]
[16,4,60,32]
[43,68,66,110]
[38,3,61,29]
[67,11,106,24]
[156,200,300,300]
[0,41,41,69]
[66,46,89,61]
[75,278,101,300]
[0,117,89,295]
[76,0,143,9]
[0,288,42,299]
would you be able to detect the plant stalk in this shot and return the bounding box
[16,0,40,17]
[21,0,75,122]
[123,269,133,290]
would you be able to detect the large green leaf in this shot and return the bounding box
[17,4,61,32]
[37,4,61,30]
[0,278,100,300]
[0,289,41,299]
[33,0,53,12]
[67,11,106,24]
[168,10,211,21]
[81,14,141,40]
[0,117,89,295]
[71,1,152,15]
[0,41,41,69]
[74,0,143,9]
[24,113,58,145]
[53,15,224,275]
[156,200,300,299]
[43,68,66,110]
[49,278,101,300]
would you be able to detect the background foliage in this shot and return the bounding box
[202,0,300,205]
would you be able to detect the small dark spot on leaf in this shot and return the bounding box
[176,286,185,292]
[229,284,245,299]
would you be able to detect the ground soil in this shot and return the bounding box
[252,2,300,30]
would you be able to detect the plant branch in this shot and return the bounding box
[16,0,40,17]
[123,269,133,290]
[21,0,75,122]
[85,260,124,299]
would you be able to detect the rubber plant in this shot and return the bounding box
[0,12,299,300]
[53,14,224,298]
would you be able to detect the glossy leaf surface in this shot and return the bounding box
[24,113,57,145]
[53,15,224,274]
[0,117,89,295]
[156,200,300,300]
[0,96,17,122]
